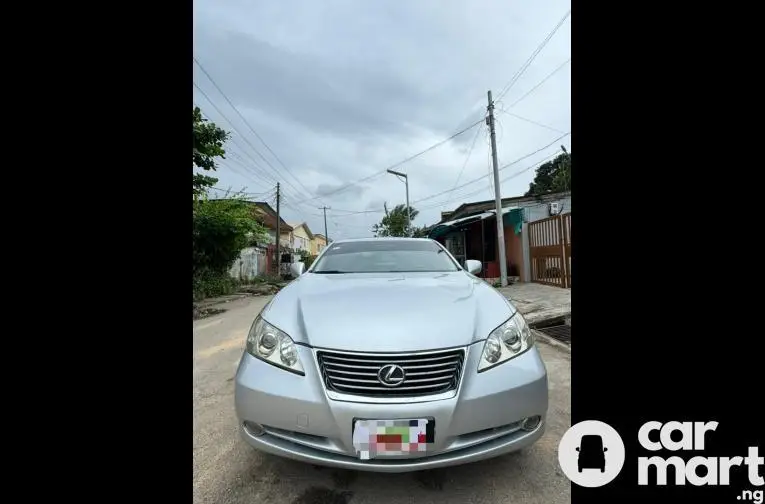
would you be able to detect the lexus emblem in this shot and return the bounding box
[377,364,406,387]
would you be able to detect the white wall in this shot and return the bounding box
[517,193,571,223]
[228,247,267,281]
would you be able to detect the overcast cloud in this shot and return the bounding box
[193,0,571,239]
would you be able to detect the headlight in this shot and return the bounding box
[246,316,305,375]
[478,312,534,372]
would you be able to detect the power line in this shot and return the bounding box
[194,93,317,224]
[195,104,280,186]
[194,58,322,204]
[496,9,571,102]
[498,132,570,170]
[417,150,563,212]
[411,132,570,205]
[508,57,571,108]
[442,124,483,210]
[194,94,283,186]
[297,118,485,202]
[283,132,571,217]
[193,81,313,203]
[497,109,565,134]
[225,149,279,185]
[208,185,275,198]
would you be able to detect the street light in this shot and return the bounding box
[386,169,412,237]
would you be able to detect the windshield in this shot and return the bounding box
[311,240,460,274]
[580,435,603,450]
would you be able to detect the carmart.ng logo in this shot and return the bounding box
[559,419,764,498]
[558,420,626,487]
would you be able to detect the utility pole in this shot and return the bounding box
[275,182,281,276]
[487,90,508,287]
[319,206,331,243]
[386,169,412,237]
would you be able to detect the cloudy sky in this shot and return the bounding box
[193,0,571,240]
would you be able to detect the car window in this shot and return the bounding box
[312,240,460,273]
[580,435,602,450]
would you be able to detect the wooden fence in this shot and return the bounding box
[528,213,571,288]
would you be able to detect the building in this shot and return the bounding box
[289,222,314,253]
[429,191,571,287]
[245,202,293,247]
[311,233,328,255]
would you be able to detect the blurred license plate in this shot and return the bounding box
[352,418,435,460]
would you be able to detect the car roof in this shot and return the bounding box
[331,237,436,244]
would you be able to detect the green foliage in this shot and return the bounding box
[302,254,317,270]
[372,204,420,237]
[193,269,240,301]
[193,173,218,199]
[193,198,269,277]
[524,152,571,197]
[193,107,230,172]
[411,225,430,238]
[193,106,229,199]
[191,107,272,301]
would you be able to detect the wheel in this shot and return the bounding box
[600,467,605,472]
[578,465,582,472]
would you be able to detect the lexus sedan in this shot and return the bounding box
[234,237,548,472]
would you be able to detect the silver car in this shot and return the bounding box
[234,237,548,472]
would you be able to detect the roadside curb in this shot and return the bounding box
[532,329,571,353]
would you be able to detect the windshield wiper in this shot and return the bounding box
[312,270,347,274]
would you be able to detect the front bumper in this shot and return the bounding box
[234,343,548,473]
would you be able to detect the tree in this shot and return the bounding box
[193,199,267,276]
[411,225,430,238]
[193,106,230,198]
[372,204,420,237]
[524,152,571,197]
[192,107,268,299]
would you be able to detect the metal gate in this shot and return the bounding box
[528,213,571,288]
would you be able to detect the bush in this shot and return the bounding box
[302,254,317,270]
[193,269,240,301]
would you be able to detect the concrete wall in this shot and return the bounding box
[518,194,571,223]
[229,247,268,281]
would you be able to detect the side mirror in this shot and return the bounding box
[465,259,482,275]
[575,447,580,452]
[603,447,608,452]
[289,262,305,278]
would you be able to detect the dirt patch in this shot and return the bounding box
[193,305,226,320]
[238,283,282,296]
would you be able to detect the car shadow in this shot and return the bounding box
[251,449,541,504]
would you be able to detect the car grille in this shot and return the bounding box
[316,348,465,398]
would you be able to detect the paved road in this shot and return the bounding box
[193,295,571,504]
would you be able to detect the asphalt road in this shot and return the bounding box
[193,295,571,504]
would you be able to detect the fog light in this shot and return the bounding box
[521,415,542,431]
[243,421,265,436]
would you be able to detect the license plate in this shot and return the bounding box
[352,418,435,460]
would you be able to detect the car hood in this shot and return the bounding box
[260,271,516,352]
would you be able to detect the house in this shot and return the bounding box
[429,191,571,287]
[311,233,328,255]
[289,222,314,253]
[248,202,293,247]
